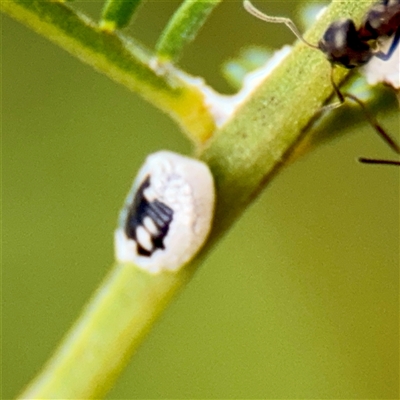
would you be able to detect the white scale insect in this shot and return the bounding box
[114,151,215,274]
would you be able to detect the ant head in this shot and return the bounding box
[318,19,373,68]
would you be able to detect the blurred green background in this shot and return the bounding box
[3,1,399,398]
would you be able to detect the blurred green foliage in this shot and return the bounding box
[3,1,399,398]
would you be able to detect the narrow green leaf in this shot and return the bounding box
[156,0,222,62]
[100,0,142,32]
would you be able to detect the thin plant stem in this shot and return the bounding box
[1,0,216,142]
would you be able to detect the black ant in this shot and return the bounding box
[243,0,400,165]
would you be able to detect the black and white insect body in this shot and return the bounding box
[123,176,174,257]
[115,151,215,274]
[243,0,400,163]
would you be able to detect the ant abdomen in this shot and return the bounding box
[361,0,400,40]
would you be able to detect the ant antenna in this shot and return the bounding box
[243,0,319,49]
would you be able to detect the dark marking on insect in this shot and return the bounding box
[244,0,400,163]
[124,176,174,256]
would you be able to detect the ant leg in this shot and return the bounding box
[373,27,400,60]
[323,69,400,156]
[359,158,400,165]
[330,68,345,103]
[320,68,346,113]
[344,91,400,154]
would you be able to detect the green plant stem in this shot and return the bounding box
[1,0,216,142]
[100,0,143,31]
[10,0,377,398]
[20,263,192,399]
[156,0,222,61]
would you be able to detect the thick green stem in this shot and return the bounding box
[1,0,216,142]
[201,0,377,231]
[9,0,377,399]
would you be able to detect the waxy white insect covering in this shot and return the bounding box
[115,151,215,274]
